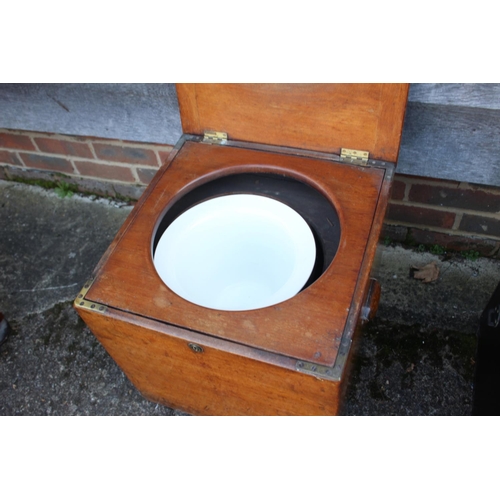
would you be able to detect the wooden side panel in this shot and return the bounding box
[176,83,409,162]
[78,308,341,416]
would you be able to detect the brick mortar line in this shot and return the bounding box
[14,151,27,168]
[0,163,144,186]
[394,175,460,189]
[50,170,145,187]
[0,129,174,151]
[384,220,500,241]
[69,159,80,176]
[130,166,141,184]
[72,159,158,171]
[71,167,140,184]
[87,141,98,161]
[452,212,464,231]
[70,172,144,186]
[1,146,168,167]
[0,141,171,158]
[1,149,156,170]
[394,174,500,196]
[389,199,500,219]
[88,142,173,151]
[402,181,411,202]
[153,150,162,167]
[136,166,160,170]
[30,136,41,153]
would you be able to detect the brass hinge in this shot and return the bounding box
[203,131,228,144]
[74,278,107,314]
[340,148,369,166]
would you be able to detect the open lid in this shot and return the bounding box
[177,83,409,163]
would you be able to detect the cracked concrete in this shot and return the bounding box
[1,179,498,415]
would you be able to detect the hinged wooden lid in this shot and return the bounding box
[177,83,409,163]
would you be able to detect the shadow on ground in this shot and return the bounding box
[343,319,476,415]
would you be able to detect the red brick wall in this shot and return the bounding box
[385,176,500,256]
[0,129,172,199]
[2,128,500,255]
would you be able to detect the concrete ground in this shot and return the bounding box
[1,179,498,416]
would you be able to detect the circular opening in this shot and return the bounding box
[152,173,341,281]
[153,194,316,311]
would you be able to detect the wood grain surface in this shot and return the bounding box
[177,84,409,163]
[78,307,342,416]
[86,140,387,365]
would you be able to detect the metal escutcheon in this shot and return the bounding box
[188,343,204,353]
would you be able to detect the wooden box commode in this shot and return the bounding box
[74,84,409,415]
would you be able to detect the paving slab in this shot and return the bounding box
[0,180,133,320]
[1,180,498,415]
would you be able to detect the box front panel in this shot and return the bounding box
[77,308,342,416]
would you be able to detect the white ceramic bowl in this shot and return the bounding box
[153,194,316,311]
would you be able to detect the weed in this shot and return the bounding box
[429,244,445,255]
[54,181,75,198]
[405,230,417,247]
[461,250,480,261]
[383,236,392,246]
[111,188,136,204]
[412,243,447,255]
